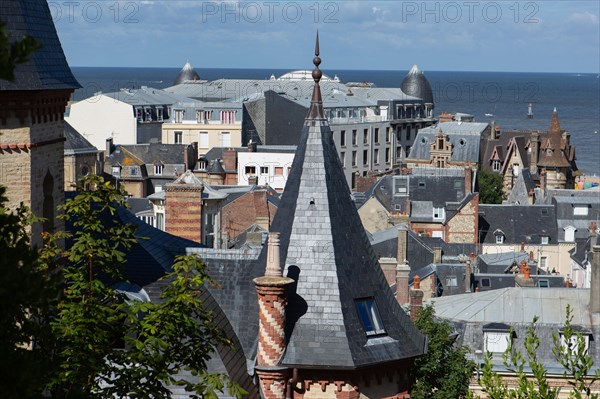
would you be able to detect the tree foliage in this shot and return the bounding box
[410,305,476,399]
[0,21,42,81]
[477,306,599,399]
[477,169,504,204]
[1,176,246,398]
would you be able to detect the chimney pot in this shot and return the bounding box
[265,232,282,277]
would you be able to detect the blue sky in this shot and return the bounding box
[51,1,600,73]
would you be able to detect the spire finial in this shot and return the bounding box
[312,31,322,83]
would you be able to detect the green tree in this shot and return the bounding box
[0,187,58,399]
[0,21,42,81]
[477,307,599,399]
[477,169,504,204]
[411,305,476,399]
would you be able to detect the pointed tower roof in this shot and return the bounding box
[400,64,434,104]
[538,108,570,168]
[173,61,201,85]
[258,33,426,369]
[0,0,80,91]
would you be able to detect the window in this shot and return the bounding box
[245,166,256,175]
[405,146,411,157]
[129,167,138,176]
[492,160,501,172]
[260,166,269,175]
[406,126,411,141]
[496,235,505,244]
[355,299,385,336]
[352,130,357,146]
[386,128,391,143]
[513,163,519,176]
[155,185,163,192]
[274,167,283,176]
[574,206,588,216]
[433,207,445,220]
[156,213,164,231]
[560,332,590,355]
[541,236,549,245]
[136,108,143,122]
[340,130,346,146]
[363,150,368,165]
[174,131,183,144]
[352,151,357,167]
[220,132,231,147]
[481,278,491,288]
[145,108,152,122]
[446,276,458,287]
[418,181,425,188]
[540,256,547,269]
[385,148,391,164]
[564,226,576,242]
[220,110,235,124]
[363,129,369,145]
[340,151,345,167]
[374,128,379,144]
[538,280,549,288]
[199,132,209,147]
[157,108,163,122]
[395,204,402,211]
[154,164,163,175]
[174,110,183,123]
[111,166,121,178]
[374,149,379,164]
[485,331,511,353]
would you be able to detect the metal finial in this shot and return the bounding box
[312,31,322,83]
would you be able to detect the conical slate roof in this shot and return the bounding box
[400,64,434,104]
[258,34,427,369]
[173,61,201,85]
[538,108,571,168]
[0,0,80,91]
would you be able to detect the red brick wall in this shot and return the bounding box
[222,190,277,241]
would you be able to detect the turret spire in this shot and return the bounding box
[306,31,325,121]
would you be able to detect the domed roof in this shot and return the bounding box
[173,62,201,85]
[400,64,434,104]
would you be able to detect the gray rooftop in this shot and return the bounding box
[408,122,488,163]
[101,86,192,106]
[0,0,80,91]
[64,121,97,155]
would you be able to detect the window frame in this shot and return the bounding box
[355,298,386,337]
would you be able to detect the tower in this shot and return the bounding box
[0,0,80,244]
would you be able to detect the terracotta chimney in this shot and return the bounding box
[396,259,411,305]
[253,232,294,399]
[410,275,424,321]
[433,246,442,264]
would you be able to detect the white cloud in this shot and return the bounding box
[569,11,599,25]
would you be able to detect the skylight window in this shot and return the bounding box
[355,298,385,336]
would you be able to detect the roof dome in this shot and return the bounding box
[400,64,434,104]
[173,62,201,85]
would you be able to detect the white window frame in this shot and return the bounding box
[220,131,231,147]
[174,131,183,144]
[154,164,163,176]
[573,206,588,216]
[198,131,209,148]
[541,236,549,245]
[496,235,505,244]
[433,207,445,221]
[485,331,511,354]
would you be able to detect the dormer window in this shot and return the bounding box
[483,324,513,355]
[492,160,501,172]
[541,236,549,245]
[494,230,505,244]
[144,108,152,122]
[564,226,576,242]
[560,331,590,355]
[355,298,385,336]
[136,108,143,122]
[111,166,121,178]
[174,110,184,123]
[157,108,163,122]
[433,207,445,220]
[154,164,164,175]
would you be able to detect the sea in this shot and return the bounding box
[70,67,600,176]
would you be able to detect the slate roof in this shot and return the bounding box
[107,143,189,167]
[479,204,558,245]
[254,47,426,368]
[64,121,97,155]
[408,122,488,163]
[400,65,434,104]
[101,86,191,106]
[506,169,535,205]
[0,0,80,91]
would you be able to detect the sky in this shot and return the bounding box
[51,0,600,73]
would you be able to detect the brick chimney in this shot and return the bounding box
[396,259,411,305]
[397,226,408,267]
[410,275,424,321]
[253,232,294,399]
[433,246,442,264]
[222,148,237,171]
[164,171,204,243]
[464,166,472,195]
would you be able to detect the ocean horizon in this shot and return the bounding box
[70,67,600,176]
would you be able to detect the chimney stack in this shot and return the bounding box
[464,166,472,195]
[397,226,408,267]
[247,140,257,152]
[396,260,411,305]
[410,276,424,321]
[433,246,442,264]
[164,171,204,243]
[465,261,472,293]
[106,137,114,156]
[222,148,237,172]
[530,131,539,174]
[253,232,294,399]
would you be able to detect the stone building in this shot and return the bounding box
[63,121,98,191]
[0,0,80,243]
